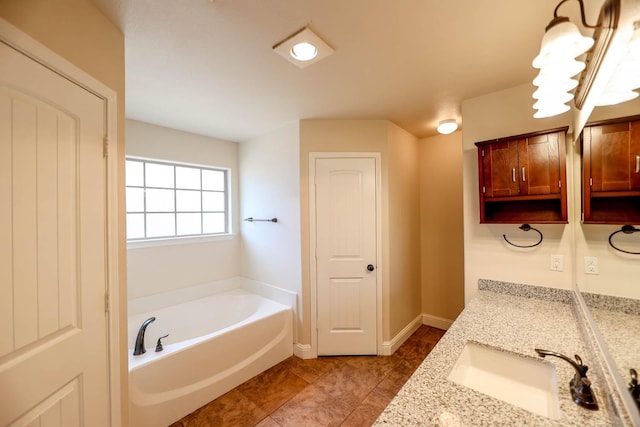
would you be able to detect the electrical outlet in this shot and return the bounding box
[584,256,599,274]
[550,254,563,271]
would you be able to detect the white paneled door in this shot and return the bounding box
[315,157,378,355]
[0,40,110,426]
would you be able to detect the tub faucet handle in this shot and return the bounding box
[155,334,169,352]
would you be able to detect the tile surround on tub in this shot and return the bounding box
[128,276,296,316]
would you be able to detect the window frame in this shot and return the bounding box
[125,156,231,242]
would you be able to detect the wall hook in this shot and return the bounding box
[608,225,640,255]
[503,224,544,248]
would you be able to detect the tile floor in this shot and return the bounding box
[170,325,446,427]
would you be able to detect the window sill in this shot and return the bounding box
[127,233,236,250]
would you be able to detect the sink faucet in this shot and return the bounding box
[133,317,156,356]
[629,368,640,410]
[535,348,598,410]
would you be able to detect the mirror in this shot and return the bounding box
[572,97,640,415]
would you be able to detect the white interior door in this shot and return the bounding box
[0,40,110,426]
[315,157,378,356]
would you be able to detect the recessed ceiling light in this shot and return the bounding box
[437,119,458,135]
[291,42,318,61]
[273,27,334,69]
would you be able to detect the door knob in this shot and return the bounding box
[367,264,375,272]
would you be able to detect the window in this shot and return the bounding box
[126,158,228,240]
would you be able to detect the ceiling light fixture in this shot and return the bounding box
[530,0,640,119]
[290,42,318,61]
[273,27,334,69]
[437,119,458,134]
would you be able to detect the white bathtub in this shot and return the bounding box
[128,288,293,427]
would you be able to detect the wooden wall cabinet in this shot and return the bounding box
[582,116,640,224]
[475,128,568,224]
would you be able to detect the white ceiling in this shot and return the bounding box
[90,0,598,142]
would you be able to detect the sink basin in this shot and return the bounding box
[448,341,561,419]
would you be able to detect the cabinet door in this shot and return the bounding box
[518,133,562,196]
[481,140,519,198]
[587,121,640,192]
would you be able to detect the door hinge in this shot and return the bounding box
[103,136,109,158]
[482,185,486,194]
[481,149,485,157]
[558,180,561,188]
[589,177,593,187]
[104,292,110,313]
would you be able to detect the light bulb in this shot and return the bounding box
[533,60,585,86]
[533,20,594,68]
[533,102,570,118]
[290,42,318,61]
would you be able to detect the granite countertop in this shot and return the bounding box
[589,306,640,385]
[374,283,614,426]
[582,292,640,384]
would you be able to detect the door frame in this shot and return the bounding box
[0,19,122,424]
[309,152,383,357]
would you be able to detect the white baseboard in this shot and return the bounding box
[294,312,453,360]
[381,314,423,356]
[293,343,316,359]
[422,313,453,330]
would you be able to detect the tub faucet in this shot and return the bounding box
[133,317,156,356]
[535,348,598,410]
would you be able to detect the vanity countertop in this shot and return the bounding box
[582,292,640,385]
[374,282,616,426]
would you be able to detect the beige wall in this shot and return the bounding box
[299,119,425,345]
[300,120,389,344]
[461,84,574,303]
[0,0,127,423]
[240,124,302,339]
[462,84,640,304]
[387,123,422,337]
[419,132,465,322]
[573,98,640,299]
[126,120,241,299]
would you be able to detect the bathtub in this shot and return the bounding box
[128,288,293,427]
